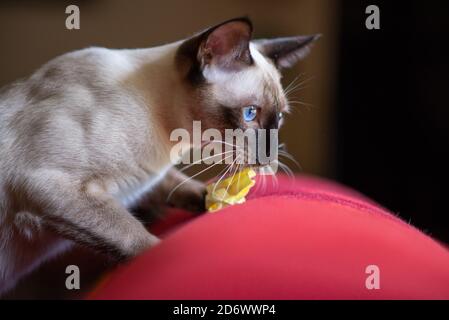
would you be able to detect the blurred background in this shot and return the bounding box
[1,0,448,298]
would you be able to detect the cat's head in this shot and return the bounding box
[176,17,319,164]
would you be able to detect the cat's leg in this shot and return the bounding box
[135,168,206,216]
[21,172,159,260]
[0,218,73,297]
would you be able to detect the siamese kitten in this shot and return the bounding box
[0,17,318,294]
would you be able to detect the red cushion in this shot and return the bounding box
[89,175,449,299]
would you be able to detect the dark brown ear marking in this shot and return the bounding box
[199,17,253,70]
[176,17,253,84]
[254,34,321,69]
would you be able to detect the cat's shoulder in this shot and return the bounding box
[32,47,135,83]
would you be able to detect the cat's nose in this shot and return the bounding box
[265,112,280,131]
[263,113,279,162]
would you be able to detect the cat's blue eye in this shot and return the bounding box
[243,106,257,122]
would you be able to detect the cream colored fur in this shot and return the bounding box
[0,18,317,294]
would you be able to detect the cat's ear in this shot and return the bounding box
[253,35,321,69]
[197,17,253,72]
[177,17,253,82]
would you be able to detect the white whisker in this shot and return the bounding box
[285,76,315,97]
[283,74,304,95]
[265,165,279,190]
[278,150,302,171]
[212,155,239,196]
[179,150,234,172]
[166,153,235,202]
[221,155,241,201]
[275,160,295,179]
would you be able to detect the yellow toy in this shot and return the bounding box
[205,168,256,212]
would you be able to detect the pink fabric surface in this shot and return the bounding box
[90,175,449,299]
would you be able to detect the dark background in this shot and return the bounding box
[0,0,448,298]
[336,1,449,244]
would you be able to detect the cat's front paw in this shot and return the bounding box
[168,179,207,213]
